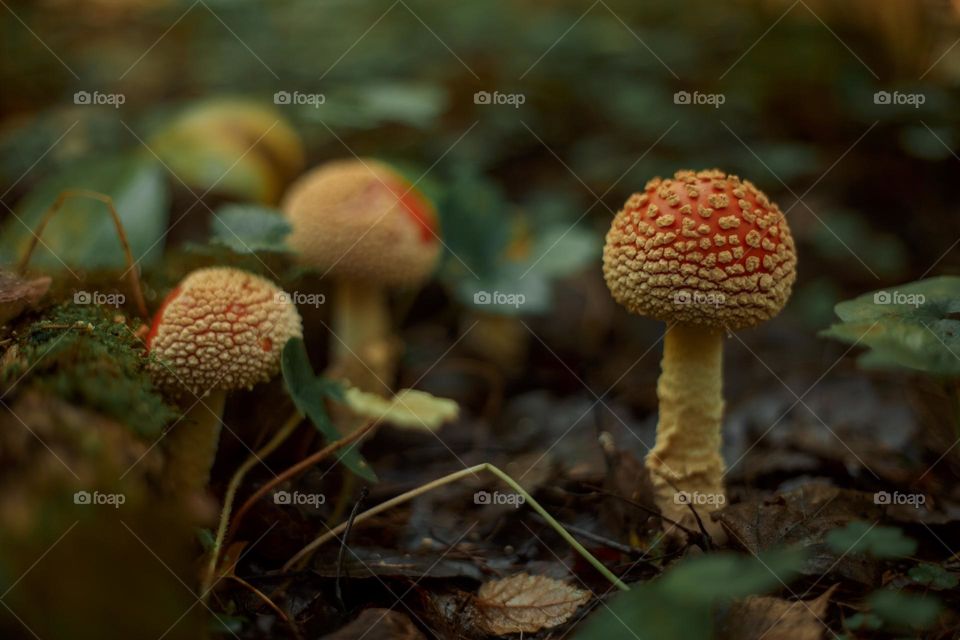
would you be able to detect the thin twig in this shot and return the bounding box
[17,189,148,319]
[283,463,631,592]
[335,486,368,611]
[227,420,379,547]
[202,412,304,598]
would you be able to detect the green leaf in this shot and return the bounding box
[908,563,959,590]
[825,521,917,558]
[576,583,712,640]
[196,528,215,552]
[844,612,883,631]
[0,153,169,270]
[209,613,246,635]
[210,204,292,254]
[280,339,377,482]
[868,590,941,630]
[820,276,960,376]
[659,548,805,603]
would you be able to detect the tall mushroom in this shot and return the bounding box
[602,169,796,535]
[147,267,303,493]
[281,158,440,393]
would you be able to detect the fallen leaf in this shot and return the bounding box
[321,608,426,640]
[343,386,459,431]
[0,271,50,326]
[474,573,590,636]
[720,585,836,640]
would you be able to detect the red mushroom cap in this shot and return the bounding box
[147,267,303,395]
[603,169,797,330]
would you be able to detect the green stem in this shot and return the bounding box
[201,411,303,600]
[283,463,630,591]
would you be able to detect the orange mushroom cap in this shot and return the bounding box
[603,169,797,330]
[147,267,303,395]
[281,158,441,286]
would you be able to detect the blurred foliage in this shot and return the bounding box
[825,520,917,558]
[0,0,958,319]
[821,276,960,376]
[0,154,169,269]
[577,548,806,639]
[209,203,292,254]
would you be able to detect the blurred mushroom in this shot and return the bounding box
[147,267,302,493]
[281,158,440,393]
[603,169,797,537]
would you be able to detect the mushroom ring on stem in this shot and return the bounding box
[147,267,303,494]
[281,158,440,393]
[602,169,796,537]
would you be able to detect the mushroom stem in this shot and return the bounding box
[646,323,726,537]
[163,390,227,494]
[330,280,396,393]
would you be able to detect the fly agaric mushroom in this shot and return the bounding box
[281,158,440,392]
[147,267,303,493]
[603,169,796,536]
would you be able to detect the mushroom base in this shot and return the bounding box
[163,390,226,495]
[646,323,727,541]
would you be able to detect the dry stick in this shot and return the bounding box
[283,463,631,592]
[226,419,379,548]
[17,189,149,319]
[202,411,305,599]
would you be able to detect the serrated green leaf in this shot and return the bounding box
[210,204,292,254]
[825,521,917,558]
[0,153,169,270]
[281,339,377,482]
[820,276,960,376]
[869,590,941,629]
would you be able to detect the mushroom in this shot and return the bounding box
[147,267,303,493]
[281,158,440,392]
[602,169,796,536]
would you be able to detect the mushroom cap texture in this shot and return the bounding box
[281,158,440,286]
[147,268,303,395]
[603,169,797,330]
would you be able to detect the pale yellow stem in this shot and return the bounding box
[646,323,727,539]
[163,390,226,494]
[330,280,396,394]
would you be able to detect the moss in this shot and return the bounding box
[1,303,175,438]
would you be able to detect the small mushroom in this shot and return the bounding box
[147,267,303,493]
[602,169,797,537]
[281,158,440,392]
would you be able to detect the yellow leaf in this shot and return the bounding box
[475,573,591,636]
[342,387,458,431]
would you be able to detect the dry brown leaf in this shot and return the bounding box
[475,573,591,636]
[321,608,426,640]
[719,584,838,640]
[0,271,50,326]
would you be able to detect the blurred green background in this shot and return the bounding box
[1,0,959,330]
